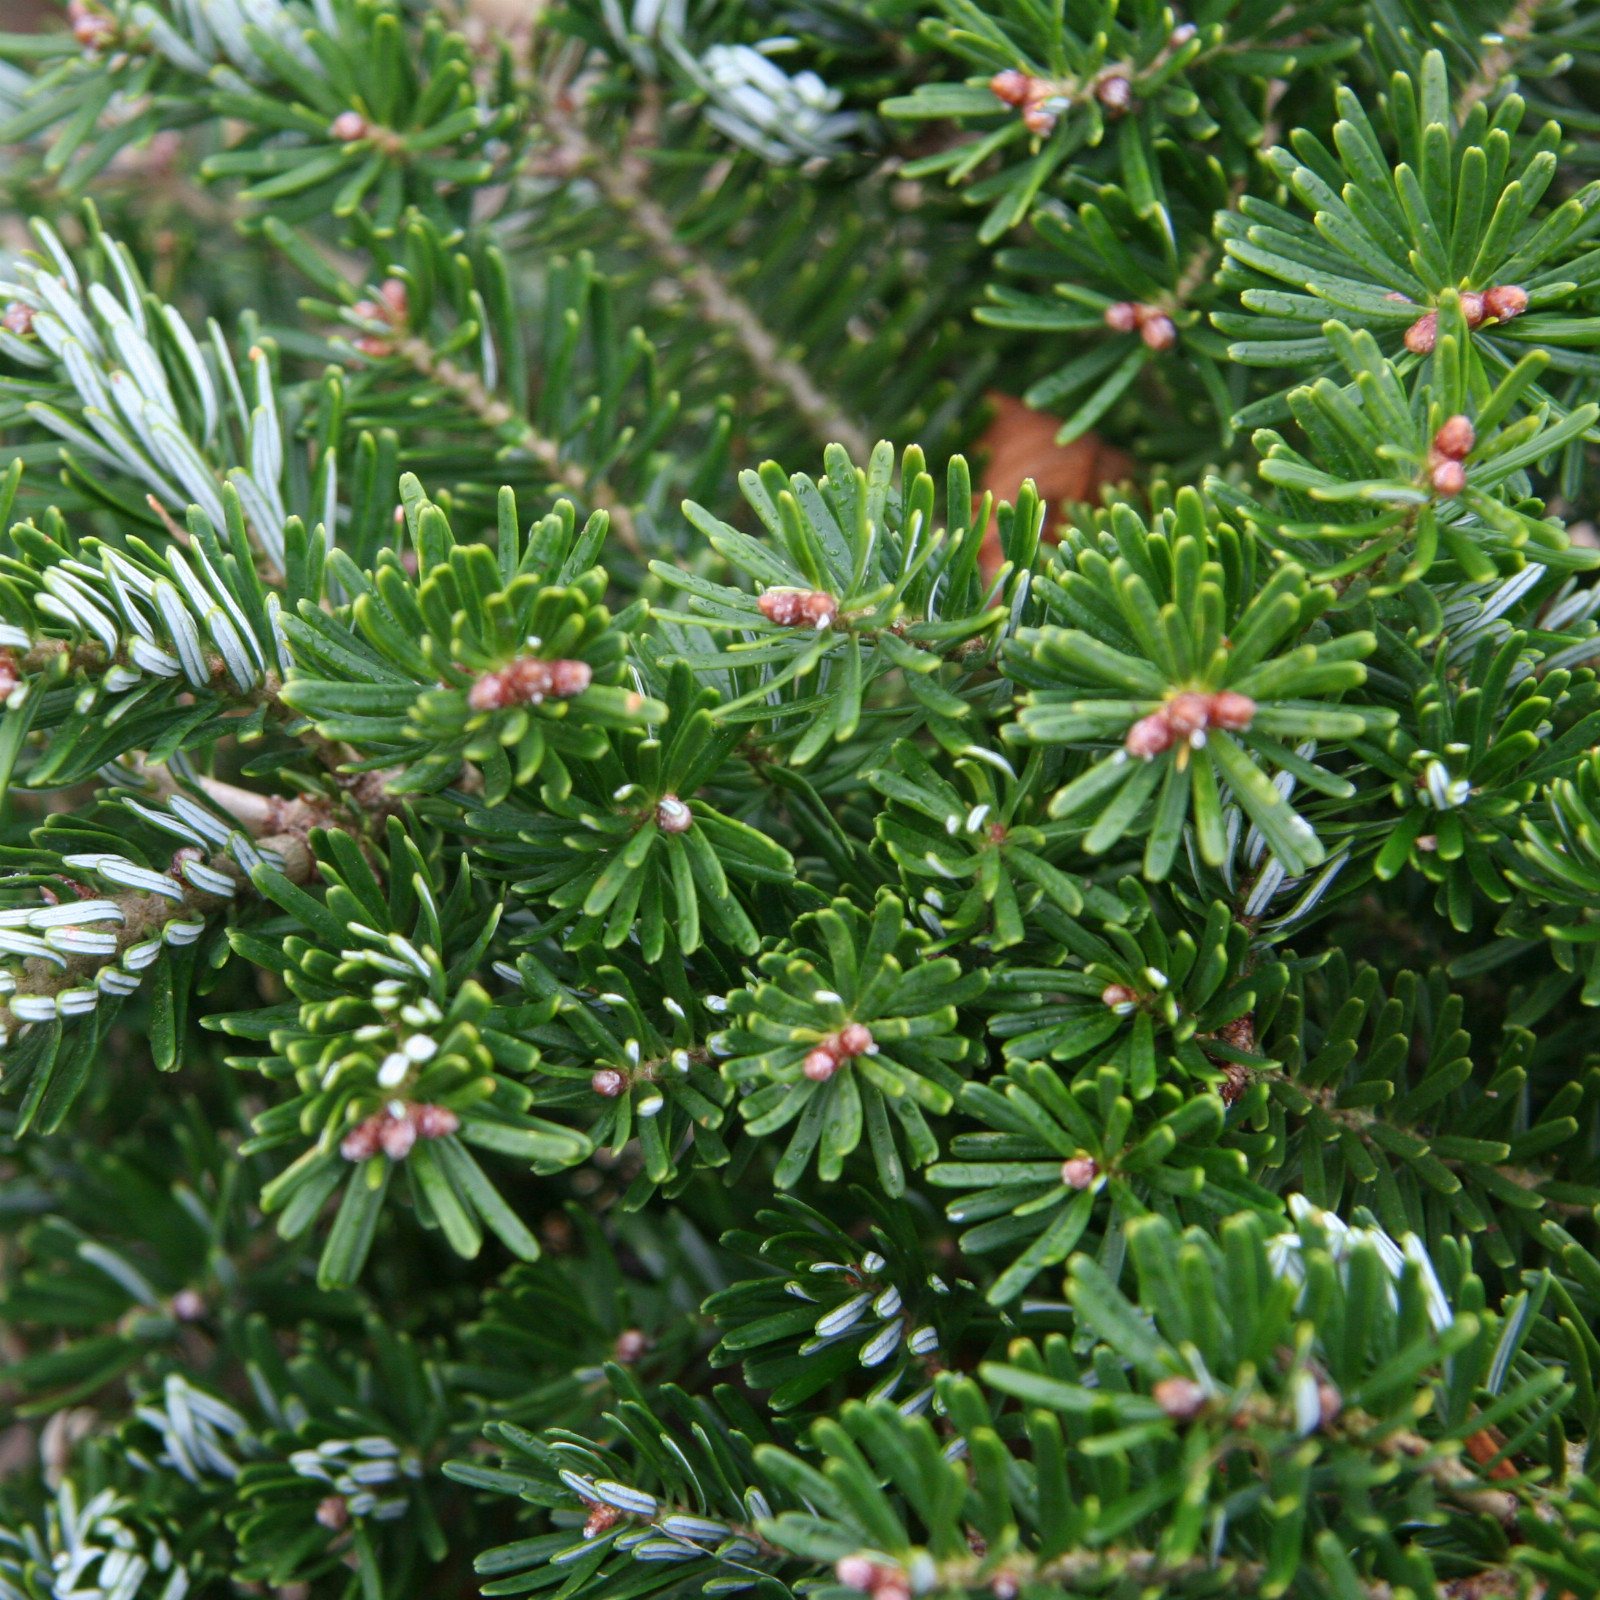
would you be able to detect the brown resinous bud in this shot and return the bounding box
[758,587,838,628]
[583,1502,622,1539]
[1316,1381,1342,1426]
[613,1328,650,1363]
[1404,311,1438,355]
[68,0,115,48]
[1209,689,1256,731]
[331,110,369,142]
[655,795,692,834]
[340,1101,460,1162]
[1152,1375,1207,1421]
[2,302,34,338]
[316,1495,351,1531]
[836,1557,879,1592]
[468,655,593,712]
[1432,414,1475,461]
[171,1288,205,1321]
[1428,413,1474,497]
[1139,313,1177,352]
[1125,711,1175,759]
[1482,283,1528,323]
[1095,73,1133,114]
[1061,1155,1098,1189]
[377,278,408,323]
[802,1022,877,1082]
[591,1068,628,1098]
[1163,692,1211,736]
[1103,300,1176,350]
[1405,285,1525,353]
[989,69,1031,106]
[1021,99,1058,136]
[1125,690,1257,758]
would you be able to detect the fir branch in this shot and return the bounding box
[542,88,872,462]
[1454,0,1548,116]
[389,329,644,556]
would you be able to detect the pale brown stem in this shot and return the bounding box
[541,88,872,463]
[393,335,642,555]
[1455,0,1545,118]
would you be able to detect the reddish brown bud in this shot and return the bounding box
[547,658,592,697]
[1061,1155,1098,1189]
[874,1585,911,1600]
[1152,1376,1207,1420]
[378,1112,417,1161]
[467,675,508,712]
[2,302,33,337]
[331,110,369,141]
[1208,690,1256,731]
[837,1558,878,1592]
[378,278,409,322]
[168,846,205,884]
[354,335,393,358]
[1459,291,1486,328]
[1101,983,1138,1010]
[469,656,590,712]
[613,1328,650,1363]
[1431,458,1466,497]
[352,299,384,322]
[1021,102,1057,136]
[837,1022,875,1057]
[1433,414,1475,461]
[317,1495,351,1530]
[592,1068,628,1098]
[656,795,693,834]
[803,1048,838,1082]
[70,2,114,48]
[1139,313,1177,351]
[1164,691,1212,735]
[340,1117,383,1162]
[583,1503,622,1539]
[412,1103,460,1140]
[1126,711,1174,759]
[1096,74,1133,114]
[171,1288,205,1321]
[989,69,1031,107]
[1482,283,1528,323]
[991,1578,1019,1600]
[1104,301,1140,333]
[1404,312,1438,354]
[1317,1381,1342,1426]
[0,650,20,699]
[758,587,837,628]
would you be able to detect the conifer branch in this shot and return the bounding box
[390,332,643,556]
[1454,0,1547,115]
[539,88,873,462]
[599,175,874,462]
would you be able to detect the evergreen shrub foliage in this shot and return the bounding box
[1,1,1600,1598]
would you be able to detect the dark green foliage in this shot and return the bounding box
[0,2,1598,1599]
[715,890,987,1194]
